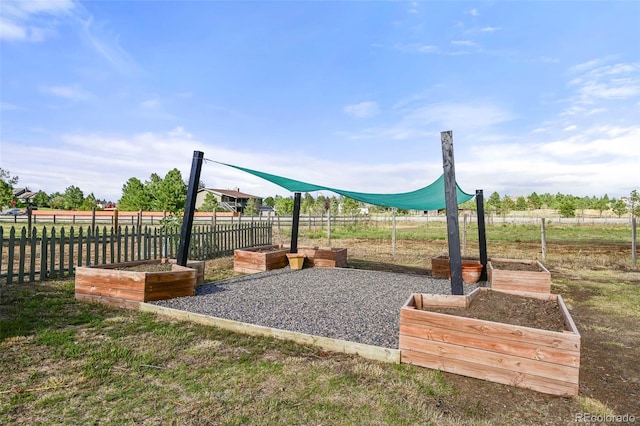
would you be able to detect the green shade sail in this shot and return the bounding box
[218,162,474,211]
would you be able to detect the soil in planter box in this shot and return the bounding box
[115,264,173,272]
[252,247,286,253]
[429,291,567,332]
[491,261,541,272]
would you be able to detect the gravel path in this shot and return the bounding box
[151,268,481,349]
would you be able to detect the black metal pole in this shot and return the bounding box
[441,131,463,295]
[476,189,488,281]
[290,192,301,253]
[177,151,204,266]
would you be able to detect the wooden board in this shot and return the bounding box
[75,260,196,304]
[298,247,348,268]
[488,258,551,293]
[398,289,580,396]
[75,293,141,310]
[233,245,289,274]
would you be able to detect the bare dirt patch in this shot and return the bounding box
[491,260,542,272]
[429,290,567,332]
[114,264,172,272]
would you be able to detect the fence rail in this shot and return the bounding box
[1,222,272,285]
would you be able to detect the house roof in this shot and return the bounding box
[12,188,36,200]
[12,187,29,196]
[199,188,261,199]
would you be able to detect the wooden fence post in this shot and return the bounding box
[392,208,396,256]
[632,216,637,266]
[541,218,547,260]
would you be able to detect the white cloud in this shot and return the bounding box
[3,122,638,203]
[451,40,477,47]
[464,125,640,196]
[467,9,479,16]
[565,59,640,107]
[346,101,515,143]
[0,102,26,111]
[563,125,577,131]
[139,99,160,109]
[343,101,380,118]
[80,16,141,75]
[479,26,500,33]
[41,85,90,100]
[539,56,559,63]
[0,0,75,42]
[393,43,439,54]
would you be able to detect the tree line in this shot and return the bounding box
[2,167,639,218]
[479,191,639,218]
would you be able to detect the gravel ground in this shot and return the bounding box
[152,267,482,349]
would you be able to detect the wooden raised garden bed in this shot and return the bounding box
[399,288,580,396]
[297,247,347,268]
[488,258,551,293]
[233,244,289,274]
[75,259,198,309]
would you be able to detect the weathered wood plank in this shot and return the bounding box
[75,283,145,301]
[399,322,580,367]
[400,307,579,351]
[488,258,551,293]
[75,293,141,310]
[399,334,579,381]
[401,349,578,397]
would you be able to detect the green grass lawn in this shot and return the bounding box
[1,221,638,424]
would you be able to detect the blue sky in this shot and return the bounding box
[1,1,639,202]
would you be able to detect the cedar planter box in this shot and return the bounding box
[167,259,205,286]
[297,247,347,268]
[233,245,289,274]
[431,255,482,279]
[488,258,551,293]
[75,259,197,309]
[399,288,580,396]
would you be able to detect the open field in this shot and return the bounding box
[1,222,638,424]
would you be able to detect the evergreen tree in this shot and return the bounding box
[199,193,219,212]
[486,191,502,215]
[501,195,515,214]
[528,192,542,209]
[79,193,99,211]
[63,186,84,210]
[559,197,576,218]
[515,196,527,211]
[263,196,275,208]
[50,192,65,209]
[118,178,150,211]
[244,198,259,216]
[33,190,51,208]
[158,168,187,213]
[144,173,164,210]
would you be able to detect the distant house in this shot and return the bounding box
[13,188,37,205]
[196,187,263,213]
